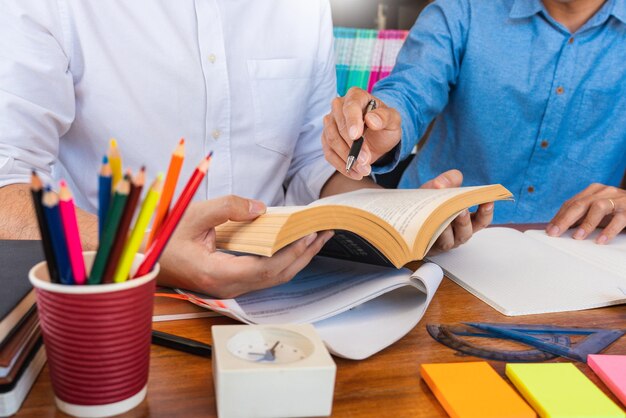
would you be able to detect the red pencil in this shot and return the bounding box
[134,152,213,278]
[58,181,87,284]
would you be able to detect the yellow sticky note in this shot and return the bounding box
[421,362,536,418]
[506,363,625,418]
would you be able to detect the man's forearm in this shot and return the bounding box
[320,171,381,198]
[0,184,99,250]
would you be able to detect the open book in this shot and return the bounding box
[177,258,443,360]
[428,228,626,316]
[216,185,512,267]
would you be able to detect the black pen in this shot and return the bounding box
[346,99,377,173]
[151,330,212,357]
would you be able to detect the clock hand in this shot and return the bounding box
[268,341,280,360]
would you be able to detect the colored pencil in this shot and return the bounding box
[88,176,130,284]
[146,138,185,248]
[42,189,74,285]
[58,181,87,284]
[30,171,60,283]
[108,138,123,190]
[114,174,163,283]
[101,168,145,284]
[98,155,112,237]
[134,152,213,278]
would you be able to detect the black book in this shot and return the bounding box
[0,241,44,345]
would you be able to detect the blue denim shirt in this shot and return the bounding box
[372,0,626,223]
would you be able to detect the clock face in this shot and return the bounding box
[226,327,315,364]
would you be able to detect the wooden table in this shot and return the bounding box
[16,276,626,417]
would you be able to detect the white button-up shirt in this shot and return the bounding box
[0,0,337,212]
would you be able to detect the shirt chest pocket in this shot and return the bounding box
[247,59,314,157]
[569,87,626,175]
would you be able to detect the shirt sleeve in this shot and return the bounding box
[0,0,75,188]
[371,0,470,175]
[284,0,336,205]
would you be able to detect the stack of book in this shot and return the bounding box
[333,27,409,96]
[0,240,47,416]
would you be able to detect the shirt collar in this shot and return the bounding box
[610,0,626,25]
[510,0,626,28]
[509,0,543,19]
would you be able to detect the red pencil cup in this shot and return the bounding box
[28,251,159,418]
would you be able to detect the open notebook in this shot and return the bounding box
[428,228,626,316]
[177,258,443,360]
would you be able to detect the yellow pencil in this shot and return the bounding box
[108,138,123,190]
[113,174,163,283]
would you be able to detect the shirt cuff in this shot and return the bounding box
[370,91,416,175]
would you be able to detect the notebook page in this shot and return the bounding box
[525,229,626,279]
[179,259,443,359]
[428,227,626,316]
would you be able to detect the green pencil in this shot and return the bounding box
[88,176,130,284]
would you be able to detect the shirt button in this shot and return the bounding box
[208,54,217,64]
[540,140,549,149]
[527,186,535,193]
[556,86,564,95]
[568,37,574,44]
[212,130,221,139]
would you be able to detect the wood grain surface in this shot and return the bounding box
[16,276,626,417]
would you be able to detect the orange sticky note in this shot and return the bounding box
[421,362,536,418]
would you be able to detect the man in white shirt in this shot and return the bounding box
[0,0,480,297]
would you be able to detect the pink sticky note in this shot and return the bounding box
[588,354,626,407]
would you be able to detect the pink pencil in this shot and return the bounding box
[58,181,86,284]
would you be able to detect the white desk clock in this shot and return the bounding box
[212,324,336,418]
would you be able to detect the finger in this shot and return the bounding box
[323,114,352,161]
[184,195,266,231]
[421,169,463,189]
[275,231,335,284]
[571,198,617,240]
[546,184,606,236]
[330,97,353,143]
[548,196,596,237]
[471,202,494,231]
[596,212,626,244]
[451,210,472,247]
[321,133,364,179]
[364,107,401,132]
[434,226,455,252]
[215,231,334,296]
[343,87,372,140]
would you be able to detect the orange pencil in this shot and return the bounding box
[146,138,185,248]
[134,152,212,278]
[58,181,87,284]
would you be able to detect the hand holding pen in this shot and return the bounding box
[346,99,377,173]
[323,87,402,180]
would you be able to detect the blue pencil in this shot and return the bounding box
[42,188,74,285]
[98,155,112,238]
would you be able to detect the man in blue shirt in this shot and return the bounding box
[323,0,626,247]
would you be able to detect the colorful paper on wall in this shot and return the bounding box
[333,27,409,96]
[421,362,536,418]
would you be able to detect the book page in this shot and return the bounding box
[428,227,626,316]
[177,258,443,359]
[310,187,491,245]
[524,229,626,279]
